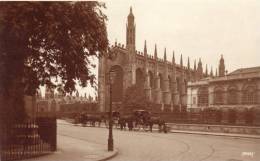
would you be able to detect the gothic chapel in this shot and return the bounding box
[98,7,207,112]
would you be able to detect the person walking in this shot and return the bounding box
[128,117,134,131]
[119,117,123,130]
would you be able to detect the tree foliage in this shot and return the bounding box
[0,2,108,122]
[122,85,152,112]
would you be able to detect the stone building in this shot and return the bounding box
[98,7,207,112]
[187,56,260,111]
[35,87,94,115]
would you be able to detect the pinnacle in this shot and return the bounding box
[144,40,147,54]
[187,57,190,69]
[164,48,167,60]
[180,54,183,67]
[154,44,157,57]
[172,51,175,63]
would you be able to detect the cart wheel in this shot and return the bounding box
[143,124,149,132]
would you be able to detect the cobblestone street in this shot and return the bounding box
[58,121,260,161]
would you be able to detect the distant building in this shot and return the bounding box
[35,88,96,115]
[98,7,210,112]
[187,62,260,111]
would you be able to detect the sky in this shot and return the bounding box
[44,0,260,97]
[104,0,259,70]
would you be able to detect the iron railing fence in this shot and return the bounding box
[0,117,57,161]
[156,110,260,126]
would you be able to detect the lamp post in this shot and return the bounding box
[108,69,116,151]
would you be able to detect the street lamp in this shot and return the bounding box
[108,69,116,151]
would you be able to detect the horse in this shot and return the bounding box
[86,115,102,127]
[146,116,167,133]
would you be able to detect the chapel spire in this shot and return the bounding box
[126,6,136,50]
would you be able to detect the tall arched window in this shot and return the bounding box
[184,79,187,93]
[198,87,209,106]
[227,86,238,104]
[242,84,257,104]
[176,77,180,92]
[168,75,172,90]
[158,73,163,90]
[214,87,224,105]
[110,65,124,102]
[148,71,154,88]
[136,68,145,88]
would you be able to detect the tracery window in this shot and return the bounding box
[184,79,187,92]
[148,71,154,88]
[176,77,180,92]
[227,86,238,104]
[243,85,257,104]
[168,76,172,90]
[158,73,163,89]
[214,87,224,105]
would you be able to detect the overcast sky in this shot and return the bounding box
[105,0,259,71]
[50,0,260,97]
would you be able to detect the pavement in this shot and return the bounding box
[22,120,259,161]
[23,128,118,161]
[58,121,260,161]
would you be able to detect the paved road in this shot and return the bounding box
[58,121,260,161]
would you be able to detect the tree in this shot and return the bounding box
[0,2,108,123]
[122,85,152,112]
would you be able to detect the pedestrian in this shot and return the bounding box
[163,122,167,133]
[149,121,153,132]
[122,118,126,130]
[119,117,123,130]
[128,117,133,131]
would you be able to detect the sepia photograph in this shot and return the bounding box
[0,1,259,161]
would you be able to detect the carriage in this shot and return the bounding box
[73,111,120,127]
[73,110,169,132]
[73,112,102,127]
[119,109,168,132]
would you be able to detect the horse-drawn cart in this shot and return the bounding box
[72,110,169,133]
[73,111,120,127]
[119,109,168,132]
